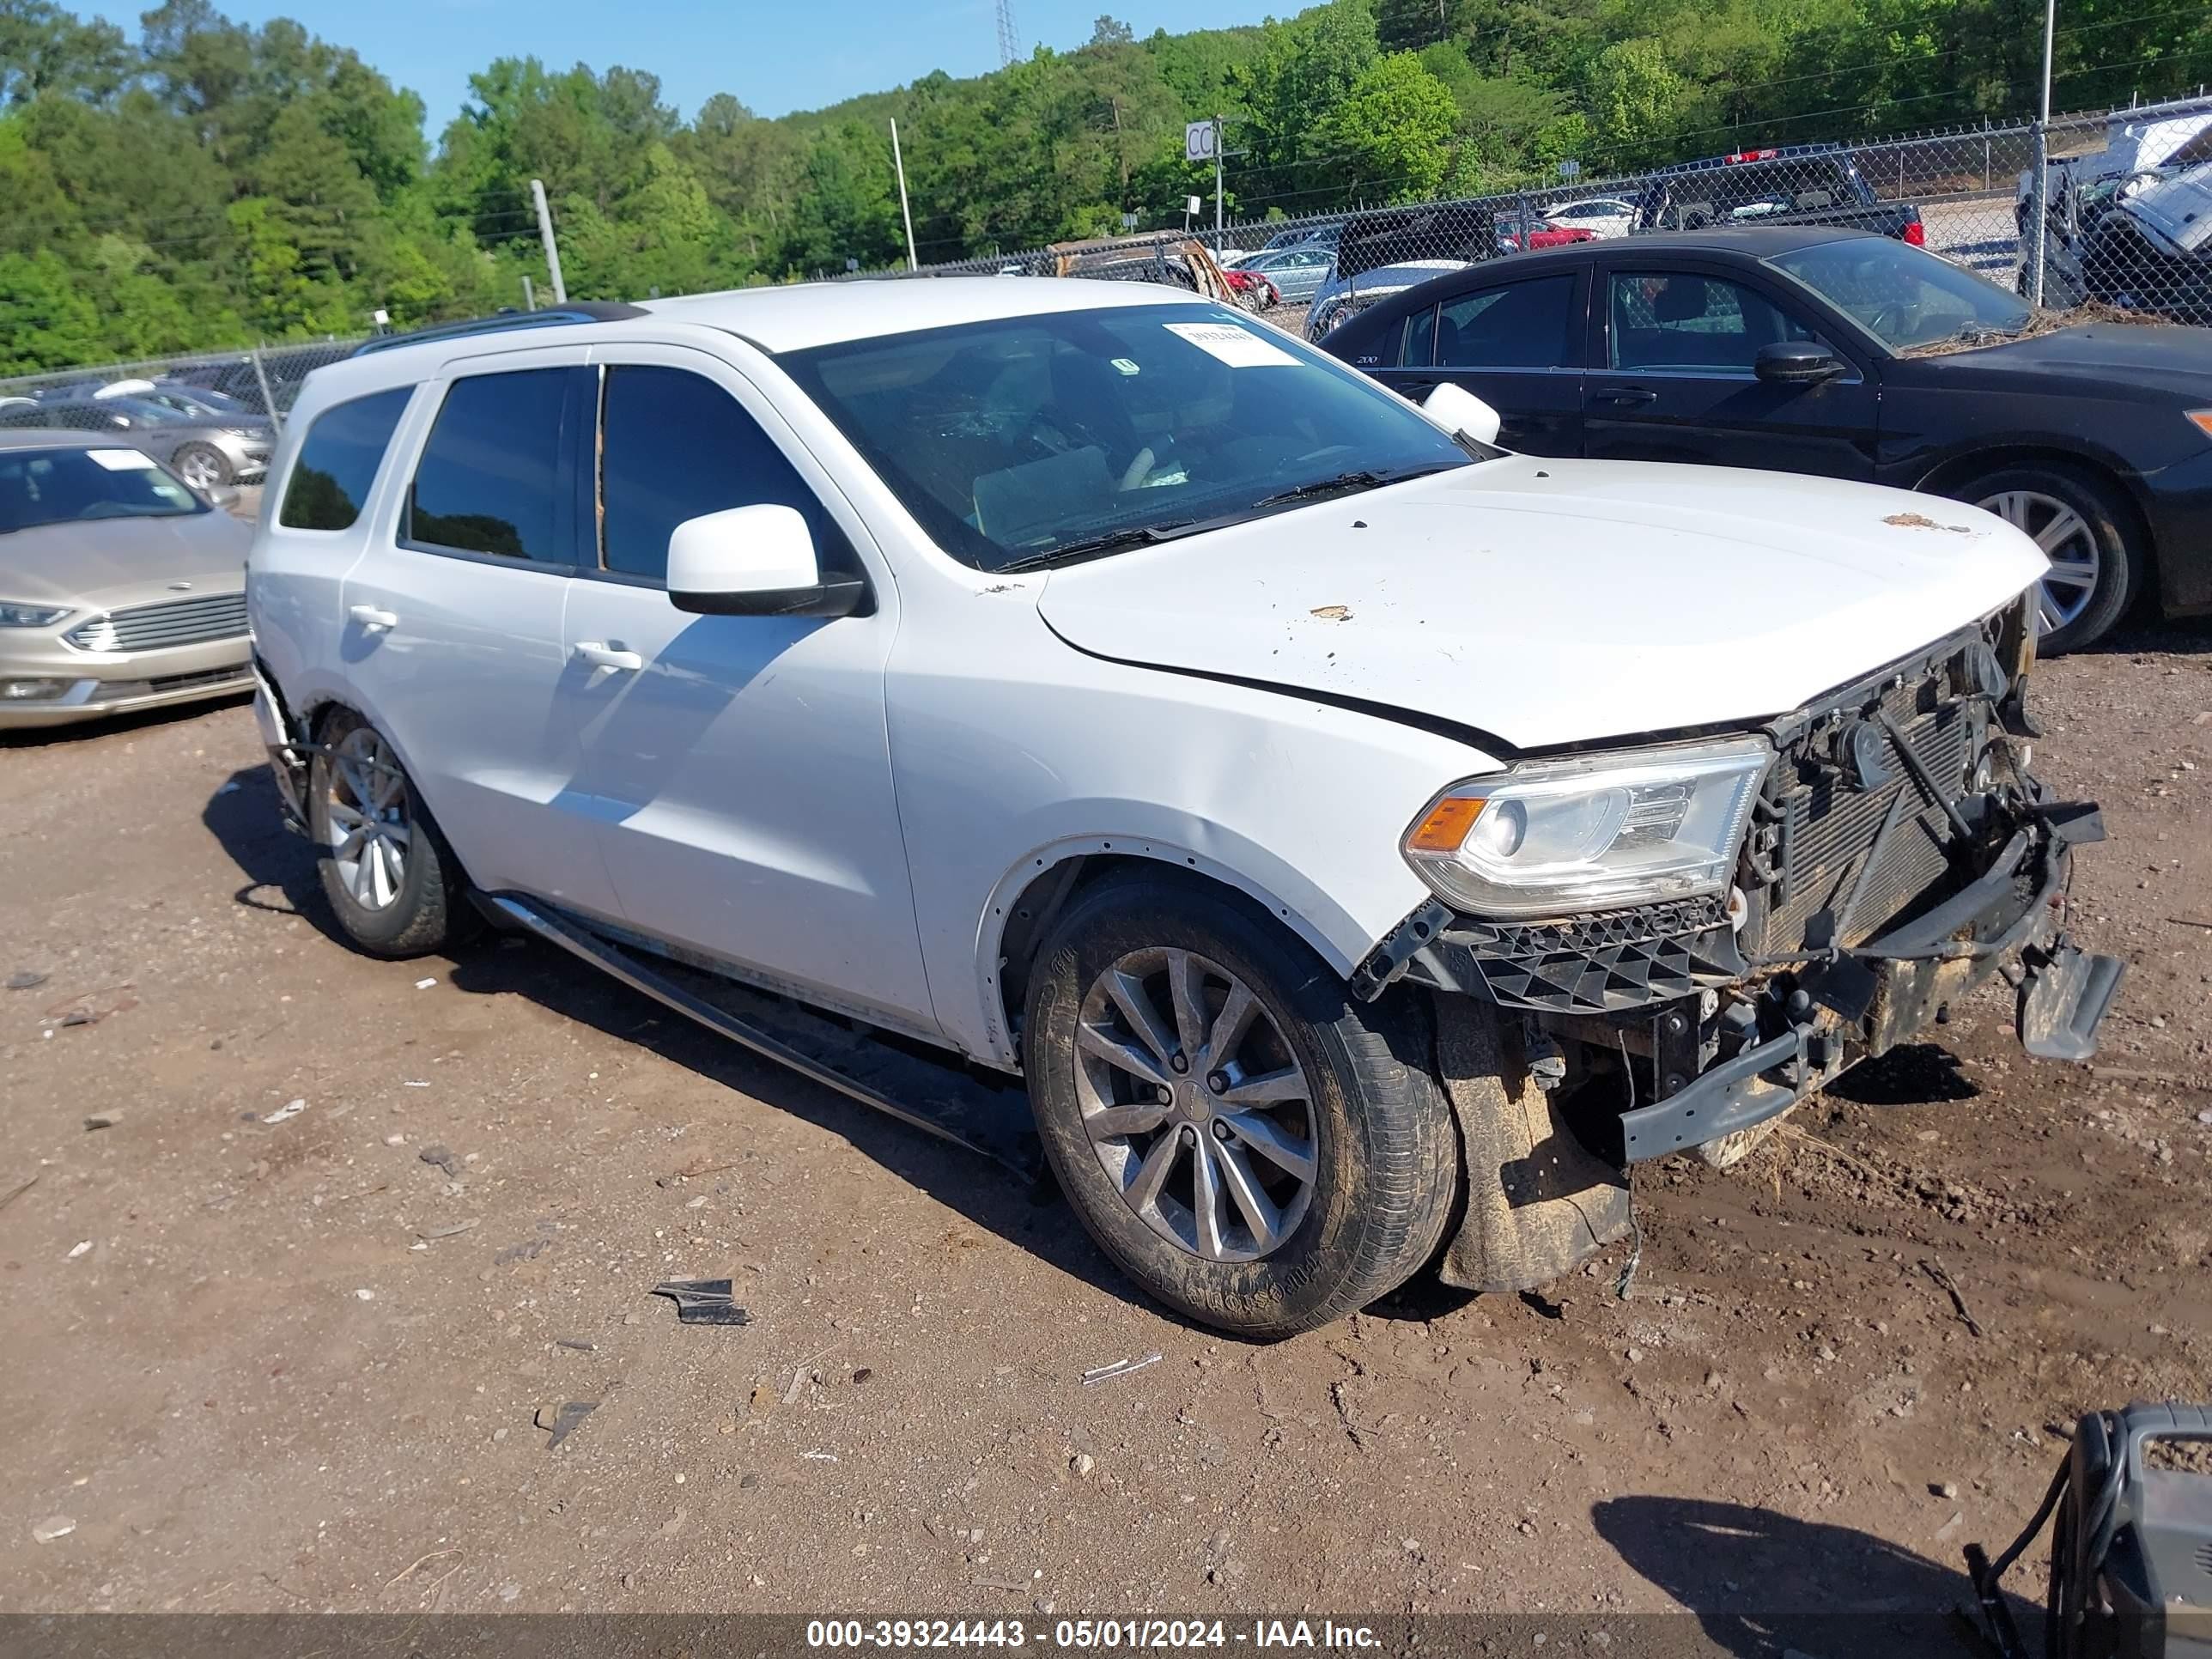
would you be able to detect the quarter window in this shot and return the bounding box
[278,387,411,532]
[1608,272,1819,373]
[405,369,572,562]
[598,366,840,581]
[1431,276,1579,369]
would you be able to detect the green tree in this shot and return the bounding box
[1316,52,1458,200]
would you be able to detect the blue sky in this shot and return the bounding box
[84,0,1273,130]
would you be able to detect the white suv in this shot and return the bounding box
[247,282,2121,1337]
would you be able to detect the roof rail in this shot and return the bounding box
[350,301,650,358]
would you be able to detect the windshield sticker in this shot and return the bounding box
[1164,321,1298,368]
[86,448,160,471]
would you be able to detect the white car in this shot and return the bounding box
[247,283,2119,1338]
[1541,196,1639,240]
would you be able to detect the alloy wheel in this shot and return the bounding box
[1978,488,2100,635]
[324,726,411,911]
[1073,947,1318,1262]
[174,447,223,491]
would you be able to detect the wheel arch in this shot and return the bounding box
[1917,445,2153,544]
[1917,443,2161,613]
[977,836,1363,1072]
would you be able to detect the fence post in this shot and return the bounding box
[249,345,282,436]
[2026,122,2049,307]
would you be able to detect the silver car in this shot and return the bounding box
[1237,245,1334,303]
[0,432,254,729]
[6,390,275,491]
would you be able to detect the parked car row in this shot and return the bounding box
[0,376,274,490]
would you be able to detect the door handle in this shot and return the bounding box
[1592,386,1657,406]
[574,641,643,672]
[348,603,398,630]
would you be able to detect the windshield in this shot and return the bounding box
[0,447,204,534]
[779,302,1474,572]
[1768,237,2033,349]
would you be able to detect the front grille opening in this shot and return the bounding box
[64,592,248,653]
[1741,651,1986,958]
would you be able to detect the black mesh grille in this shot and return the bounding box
[1753,672,1974,954]
[1439,896,1739,1014]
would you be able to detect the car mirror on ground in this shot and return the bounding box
[1753,339,1847,385]
[666,502,866,618]
[1420,381,1504,447]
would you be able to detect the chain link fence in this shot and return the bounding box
[883,98,2212,348]
[8,93,2212,436]
[0,337,362,492]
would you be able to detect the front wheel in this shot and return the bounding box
[1024,872,1457,1339]
[1954,463,2142,654]
[170,441,232,492]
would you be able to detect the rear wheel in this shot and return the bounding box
[1024,872,1457,1339]
[1952,463,2142,654]
[308,709,465,958]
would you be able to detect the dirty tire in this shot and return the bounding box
[308,708,466,959]
[1948,462,2142,655]
[1024,870,1457,1340]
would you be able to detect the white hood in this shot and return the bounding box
[1035,456,2046,753]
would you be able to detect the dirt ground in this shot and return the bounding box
[1,607,2207,1643]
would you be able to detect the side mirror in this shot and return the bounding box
[203,483,240,508]
[1755,340,1845,385]
[1420,380,1504,448]
[666,503,866,618]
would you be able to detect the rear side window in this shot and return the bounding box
[1412,276,1579,370]
[598,366,839,580]
[278,387,411,532]
[405,368,572,562]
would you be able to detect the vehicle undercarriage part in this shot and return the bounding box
[1430,995,1631,1294]
[485,895,1036,1176]
[249,655,311,832]
[1967,1403,2212,1659]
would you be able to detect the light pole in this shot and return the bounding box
[890,118,919,272]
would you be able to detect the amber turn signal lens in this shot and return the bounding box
[2187,410,2212,440]
[1407,796,1484,854]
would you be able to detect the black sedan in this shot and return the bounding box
[1319,225,2212,653]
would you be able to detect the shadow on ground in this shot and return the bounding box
[1593,1494,2019,1658]
[198,763,1210,1335]
[1826,1041,1983,1106]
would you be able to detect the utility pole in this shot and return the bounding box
[530,179,568,304]
[531,178,568,305]
[1213,114,1224,243]
[890,118,919,272]
[2027,0,2056,307]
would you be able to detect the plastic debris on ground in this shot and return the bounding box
[1082,1352,1164,1385]
[649,1278,751,1326]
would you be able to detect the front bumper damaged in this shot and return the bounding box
[1382,610,2124,1190]
[1615,815,2120,1162]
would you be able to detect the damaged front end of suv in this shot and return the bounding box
[1354,595,2123,1288]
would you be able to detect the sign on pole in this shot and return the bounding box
[1558,159,1582,181]
[1184,120,1218,163]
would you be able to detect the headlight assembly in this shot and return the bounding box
[1402,735,1772,919]
[0,601,70,628]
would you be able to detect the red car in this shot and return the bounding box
[1220,265,1281,309]
[1495,213,1596,253]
